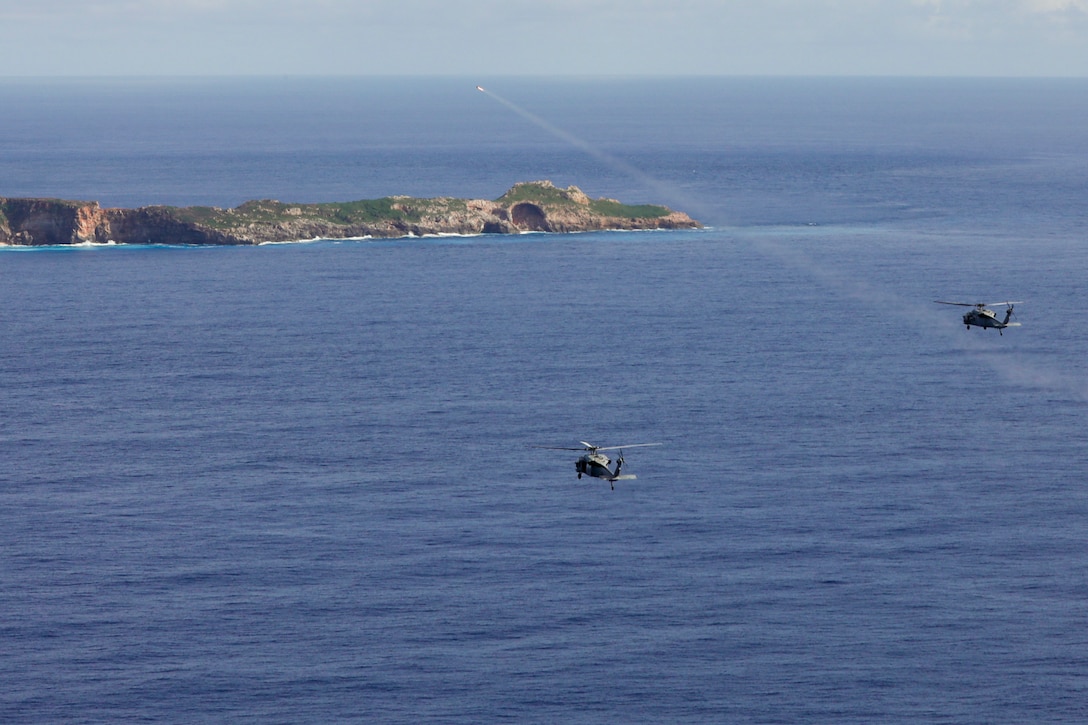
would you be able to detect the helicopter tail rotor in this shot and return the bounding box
[609,452,627,490]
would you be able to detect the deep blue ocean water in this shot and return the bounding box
[2,77,1088,723]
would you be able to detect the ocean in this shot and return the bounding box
[2,76,1087,723]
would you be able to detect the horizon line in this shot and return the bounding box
[1,72,1087,81]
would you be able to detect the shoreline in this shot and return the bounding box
[0,181,701,248]
[0,224,707,251]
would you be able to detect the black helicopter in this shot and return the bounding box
[534,441,661,490]
[935,300,1022,335]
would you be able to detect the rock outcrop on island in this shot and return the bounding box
[0,181,700,247]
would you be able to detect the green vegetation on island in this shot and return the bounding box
[1,181,700,247]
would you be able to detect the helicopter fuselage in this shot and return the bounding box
[537,441,659,489]
[964,308,1001,328]
[576,452,617,479]
[936,301,1020,334]
[963,305,1014,332]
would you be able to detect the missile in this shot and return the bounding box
[476,85,485,92]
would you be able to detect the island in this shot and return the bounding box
[0,181,700,247]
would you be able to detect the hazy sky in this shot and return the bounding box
[2,0,1087,76]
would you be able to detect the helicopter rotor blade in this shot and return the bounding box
[935,300,1023,307]
[534,441,662,453]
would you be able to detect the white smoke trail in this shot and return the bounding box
[754,234,1088,402]
[475,84,712,220]
[476,84,1088,403]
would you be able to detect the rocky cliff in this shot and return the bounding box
[0,198,109,246]
[0,181,700,247]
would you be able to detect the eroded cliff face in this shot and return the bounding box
[105,208,240,246]
[0,199,109,246]
[1,182,700,246]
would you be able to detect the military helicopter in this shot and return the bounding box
[935,300,1022,334]
[534,441,662,490]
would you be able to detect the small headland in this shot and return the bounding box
[0,181,700,247]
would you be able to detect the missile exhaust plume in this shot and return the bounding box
[474,84,709,221]
[474,83,1086,402]
[755,236,1088,401]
